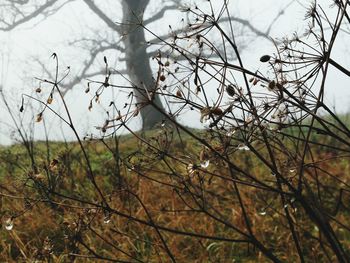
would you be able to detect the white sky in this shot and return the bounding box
[0,0,349,145]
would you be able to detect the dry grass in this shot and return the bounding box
[0,127,349,262]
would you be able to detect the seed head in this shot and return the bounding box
[260,55,271,63]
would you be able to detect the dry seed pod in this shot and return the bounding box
[226,84,235,97]
[88,101,93,111]
[85,84,90,93]
[103,76,109,87]
[102,120,109,133]
[260,55,271,63]
[176,89,182,98]
[133,108,139,117]
[47,96,53,104]
[211,107,223,116]
[36,113,43,122]
[116,111,122,121]
[268,80,276,91]
[276,83,284,90]
[200,107,211,123]
[160,75,166,81]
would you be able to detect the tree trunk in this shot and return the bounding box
[121,0,165,130]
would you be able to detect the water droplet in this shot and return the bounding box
[259,210,267,216]
[289,169,295,173]
[226,129,236,137]
[5,217,14,231]
[200,160,210,168]
[237,144,250,151]
[103,212,111,224]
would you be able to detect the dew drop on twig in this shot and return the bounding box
[237,144,250,151]
[103,212,111,224]
[4,217,14,231]
[226,129,235,137]
[259,210,267,216]
[200,160,210,168]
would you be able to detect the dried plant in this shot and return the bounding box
[1,0,350,262]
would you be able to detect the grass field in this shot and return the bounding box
[0,122,349,262]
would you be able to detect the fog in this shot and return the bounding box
[1,0,349,145]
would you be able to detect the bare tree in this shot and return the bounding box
[0,0,288,129]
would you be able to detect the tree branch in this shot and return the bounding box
[82,0,122,34]
[34,57,127,97]
[0,0,60,31]
[144,5,178,25]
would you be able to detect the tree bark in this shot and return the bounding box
[121,0,165,130]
